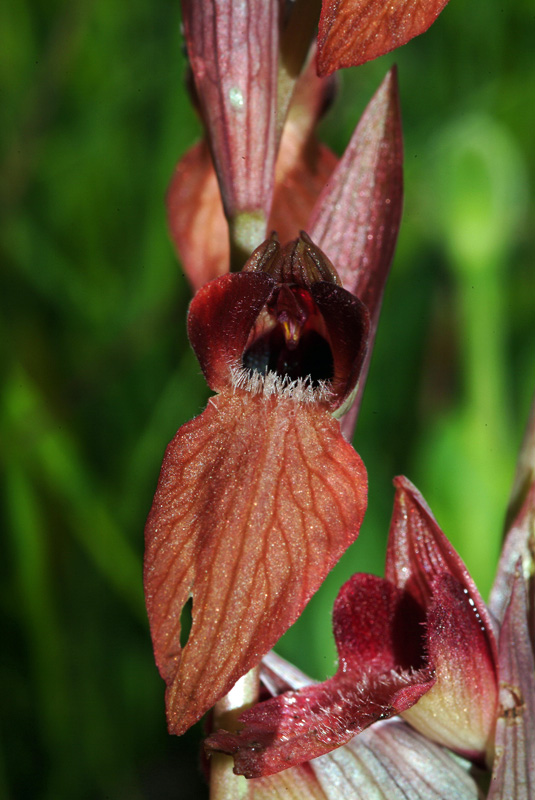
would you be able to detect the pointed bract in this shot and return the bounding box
[505,390,535,532]
[181,0,278,227]
[145,388,367,734]
[488,569,535,799]
[489,482,535,637]
[387,478,498,759]
[167,140,230,291]
[317,0,451,75]
[308,67,402,305]
[491,389,535,645]
[386,477,498,649]
[308,67,403,438]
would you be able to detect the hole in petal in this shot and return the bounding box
[180,597,193,649]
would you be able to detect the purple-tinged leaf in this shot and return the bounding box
[181,0,278,227]
[488,569,535,800]
[491,389,535,645]
[311,720,481,800]
[505,390,535,532]
[307,67,402,438]
[317,0,451,75]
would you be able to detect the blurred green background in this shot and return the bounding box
[1,1,534,798]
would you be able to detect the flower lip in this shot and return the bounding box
[187,232,370,410]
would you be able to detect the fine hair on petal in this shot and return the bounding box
[230,364,333,404]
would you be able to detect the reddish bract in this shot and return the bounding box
[207,478,499,776]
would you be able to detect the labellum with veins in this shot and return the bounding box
[144,232,370,735]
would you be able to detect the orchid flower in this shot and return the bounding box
[145,56,402,743]
[145,0,457,755]
[207,409,535,797]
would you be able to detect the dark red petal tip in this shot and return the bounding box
[317,0,451,75]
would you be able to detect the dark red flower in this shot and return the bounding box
[207,478,499,777]
[144,232,371,735]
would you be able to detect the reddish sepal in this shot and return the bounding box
[386,476,498,657]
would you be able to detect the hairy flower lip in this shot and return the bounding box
[187,233,370,412]
[257,649,484,798]
[144,388,368,736]
[206,572,436,777]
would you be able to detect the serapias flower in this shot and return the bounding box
[170,64,403,439]
[145,64,403,739]
[207,462,535,800]
[242,652,482,799]
[206,477,498,774]
[144,231,370,736]
[208,472,535,788]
